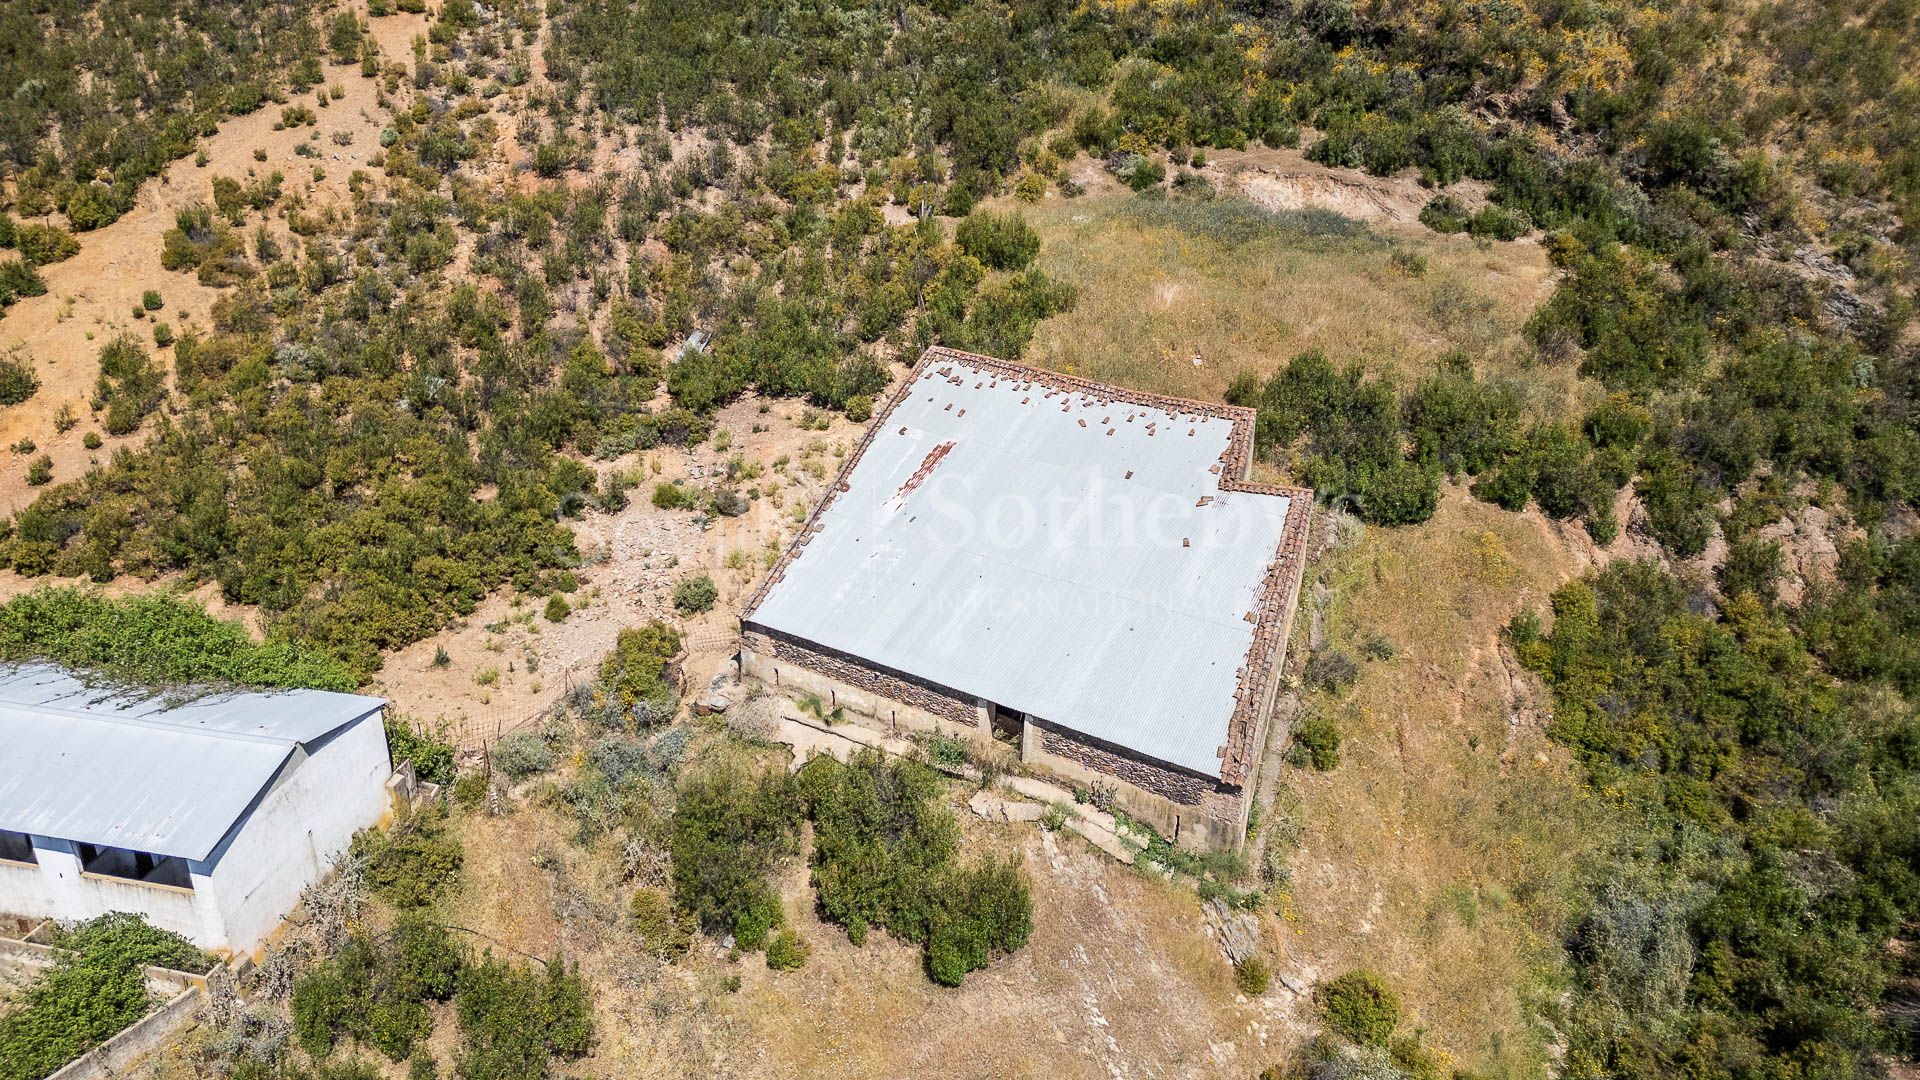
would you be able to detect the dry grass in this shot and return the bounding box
[1276,487,1617,1077]
[407,728,1273,1078]
[1011,191,1580,416]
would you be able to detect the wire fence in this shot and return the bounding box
[437,666,579,750]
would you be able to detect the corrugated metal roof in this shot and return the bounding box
[749,359,1294,778]
[0,663,385,861]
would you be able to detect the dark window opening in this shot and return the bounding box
[990,704,1025,743]
[77,843,193,890]
[0,830,34,865]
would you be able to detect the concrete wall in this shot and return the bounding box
[0,711,391,957]
[0,934,208,998]
[742,630,985,735]
[2,930,209,1080]
[206,711,392,958]
[742,635,1253,851]
[47,986,202,1080]
[0,837,224,947]
[1020,721,1248,851]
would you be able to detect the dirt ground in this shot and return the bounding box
[1207,144,1491,225]
[368,393,859,743]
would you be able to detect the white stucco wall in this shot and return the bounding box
[0,839,222,946]
[0,710,391,956]
[205,711,392,956]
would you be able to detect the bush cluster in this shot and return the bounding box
[292,920,463,1063]
[1229,349,1627,537]
[1514,559,1920,1075]
[669,762,802,949]
[798,750,1033,985]
[595,620,683,728]
[386,717,457,786]
[0,587,354,691]
[0,915,211,1080]
[292,921,592,1079]
[351,805,464,909]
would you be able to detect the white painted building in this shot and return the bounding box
[0,664,393,957]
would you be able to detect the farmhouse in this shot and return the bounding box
[0,663,395,957]
[742,347,1312,850]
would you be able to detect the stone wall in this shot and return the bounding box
[742,628,978,727]
[1034,723,1214,806]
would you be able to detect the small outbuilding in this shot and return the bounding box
[742,347,1313,850]
[0,663,395,957]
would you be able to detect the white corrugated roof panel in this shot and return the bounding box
[0,663,385,861]
[748,355,1295,779]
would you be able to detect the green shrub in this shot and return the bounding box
[1228,350,1442,527]
[15,223,79,265]
[954,211,1041,271]
[81,431,102,450]
[1306,649,1359,694]
[492,729,554,781]
[1317,971,1402,1048]
[63,184,120,230]
[0,587,354,690]
[140,290,164,311]
[1287,715,1341,771]
[1418,194,1469,233]
[0,353,39,405]
[292,921,464,1063]
[26,455,52,486]
[387,716,457,786]
[151,322,174,348]
[453,955,593,1078]
[765,928,810,971]
[923,857,1032,986]
[651,481,697,510]
[452,770,490,807]
[670,762,802,947]
[93,333,165,436]
[798,750,1033,985]
[1236,955,1273,995]
[0,259,47,307]
[672,574,718,615]
[543,593,571,622]
[0,915,210,1080]
[844,394,874,422]
[1583,395,1652,450]
[353,805,464,908]
[596,620,682,727]
[629,887,692,960]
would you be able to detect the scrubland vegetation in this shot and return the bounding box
[0,0,1916,1073]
